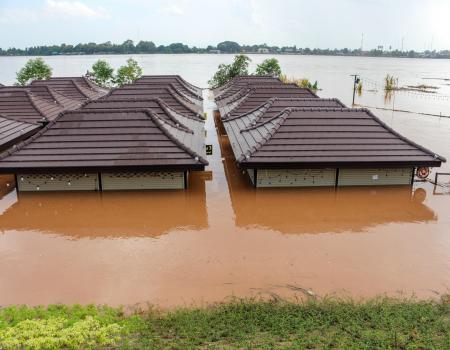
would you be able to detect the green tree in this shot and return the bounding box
[255,58,282,77]
[208,54,251,88]
[115,58,143,86]
[87,59,114,87]
[16,58,52,86]
[217,41,241,53]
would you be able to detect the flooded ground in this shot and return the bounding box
[0,88,449,307]
[0,55,449,306]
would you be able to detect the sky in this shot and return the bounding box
[0,0,449,51]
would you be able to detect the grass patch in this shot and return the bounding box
[0,297,449,349]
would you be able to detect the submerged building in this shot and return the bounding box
[0,75,207,192]
[215,76,445,188]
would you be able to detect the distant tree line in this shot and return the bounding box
[1,40,450,59]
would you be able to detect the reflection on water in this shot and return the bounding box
[0,174,207,238]
[221,137,437,234]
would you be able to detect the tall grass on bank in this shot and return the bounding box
[0,297,449,349]
[384,74,398,91]
[280,74,318,92]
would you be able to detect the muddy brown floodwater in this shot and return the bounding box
[0,91,449,307]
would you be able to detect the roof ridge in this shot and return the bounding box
[238,109,291,161]
[71,79,93,99]
[223,97,275,122]
[24,91,48,120]
[143,109,208,165]
[81,76,108,93]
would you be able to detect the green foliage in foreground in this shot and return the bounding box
[115,58,143,86]
[87,59,115,88]
[16,58,52,86]
[0,297,449,349]
[208,54,251,88]
[256,58,282,77]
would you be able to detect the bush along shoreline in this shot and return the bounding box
[0,296,449,349]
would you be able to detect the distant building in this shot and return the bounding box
[257,48,269,54]
[209,49,221,54]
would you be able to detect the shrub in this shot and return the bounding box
[255,58,282,77]
[0,316,122,350]
[87,59,114,88]
[208,54,251,88]
[16,58,52,86]
[115,58,143,86]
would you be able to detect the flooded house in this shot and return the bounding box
[215,77,445,188]
[0,107,207,192]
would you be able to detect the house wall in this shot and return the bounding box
[337,168,413,186]
[256,169,336,188]
[101,171,185,190]
[17,173,99,191]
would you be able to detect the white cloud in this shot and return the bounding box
[45,0,109,19]
[0,1,109,24]
[160,4,184,15]
[0,8,39,24]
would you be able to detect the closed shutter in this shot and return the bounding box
[256,169,336,188]
[101,171,185,190]
[338,168,413,186]
[17,173,99,192]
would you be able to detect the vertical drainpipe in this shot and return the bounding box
[97,172,103,191]
[335,168,340,188]
[184,171,188,189]
[254,169,258,188]
[14,174,19,192]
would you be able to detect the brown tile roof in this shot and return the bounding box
[0,87,65,123]
[224,107,445,168]
[224,98,346,123]
[215,79,287,102]
[212,75,281,96]
[106,85,203,116]
[30,77,108,101]
[218,86,318,116]
[81,98,205,140]
[136,75,203,102]
[0,109,207,173]
[0,114,41,151]
[27,85,83,110]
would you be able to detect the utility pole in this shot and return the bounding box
[350,74,360,106]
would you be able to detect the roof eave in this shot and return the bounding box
[238,160,443,169]
[0,163,206,174]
